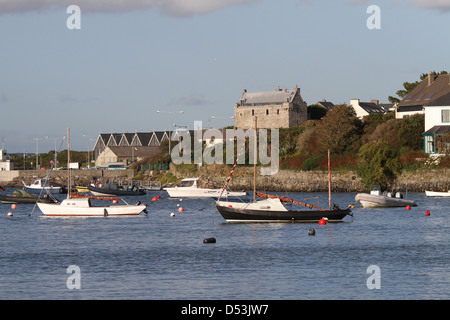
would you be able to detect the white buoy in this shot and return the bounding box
[170,212,175,217]
[8,212,13,217]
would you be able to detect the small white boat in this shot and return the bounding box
[164,177,247,198]
[355,185,417,208]
[22,179,65,194]
[37,197,147,217]
[425,190,450,197]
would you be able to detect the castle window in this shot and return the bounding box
[277,109,280,115]
[252,109,254,116]
[266,109,269,115]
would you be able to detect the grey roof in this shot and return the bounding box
[237,88,298,106]
[317,101,335,110]
[423,125,450,136]
[398,73,450,107]
[358,102,386,114]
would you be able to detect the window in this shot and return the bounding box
[266,109,269,115]
[277,109,280,115]
[442,109,450,123]
[252,109,254,116]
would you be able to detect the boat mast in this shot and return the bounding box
[253,116,257,202]
[67,128,71,199]
[328,149,331,210]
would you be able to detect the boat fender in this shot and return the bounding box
[308,228,315,236]
[136,201,141,205]
[203,237,216,244]
[103,209,108,217]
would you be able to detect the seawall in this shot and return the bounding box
[169,166,450,193]
[1,167,449,193]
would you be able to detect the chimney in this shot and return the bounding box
[371,99,379,105]
[428,72,435,86]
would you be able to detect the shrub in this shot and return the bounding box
[357,140,402,189]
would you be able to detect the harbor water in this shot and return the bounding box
[0,190,448,300]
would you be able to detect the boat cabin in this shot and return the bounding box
[177,178,199,188]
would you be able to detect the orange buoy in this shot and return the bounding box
[425,210,430,216]
[11,204,17,210]
[318,218,327,225]
[178,207,184,212]
[406,205,411,211]
[228,204,232,207]
[152,197,158,201]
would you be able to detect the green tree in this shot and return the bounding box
[314,104,363,155]
[357,140,402,189]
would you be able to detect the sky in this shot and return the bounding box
[0,0,449,153]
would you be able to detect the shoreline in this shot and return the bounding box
[1,167,449,193]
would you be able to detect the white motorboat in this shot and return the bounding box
[22,179,65,194]
[355,185,417,208]
[425,190,450,197]
[164,177,247,198]
[36,129,147,217]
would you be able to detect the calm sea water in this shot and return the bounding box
[0,189,448,301]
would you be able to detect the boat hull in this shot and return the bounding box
[355,193,417,208]
[88,186,146,197]
[165,188,246,198]
[37,201,147,216]
[215,199,351,223]
[0,195,57,204]
[425,190,450,197]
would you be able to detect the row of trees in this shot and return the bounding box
[278,105,449,189]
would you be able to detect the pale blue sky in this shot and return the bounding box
[0,0,449,153]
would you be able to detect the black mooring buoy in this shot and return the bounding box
[308,228,315,236]
[203,237,216,244]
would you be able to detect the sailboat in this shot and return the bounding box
[36,129,147,217]
[215,117,352,223]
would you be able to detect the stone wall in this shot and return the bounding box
[169,165,450,193]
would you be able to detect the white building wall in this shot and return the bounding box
[424,105,450,131]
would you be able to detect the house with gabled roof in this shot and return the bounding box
[350,99,392,119]
[395,73,450,120]
[401,73,450,155]
[95,146,160,167]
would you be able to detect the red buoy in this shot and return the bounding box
[318,218,327,225]
[425,210,430,216]
[406,205,411,211]
[112,199,118,204]
[152,197,158,201]
[11,204,17,210]
[178,207,184,212]
[157,195,161,198]
[228,205,232,207]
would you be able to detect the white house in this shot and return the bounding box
[423,105,450,154]
[350,99,391,119]
[395,72,450,155]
